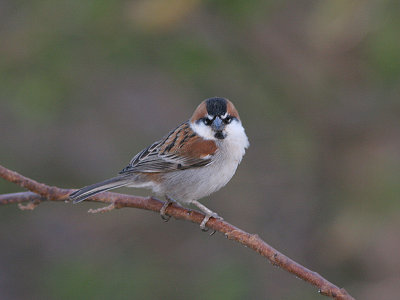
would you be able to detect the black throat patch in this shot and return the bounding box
[205,97,227,116]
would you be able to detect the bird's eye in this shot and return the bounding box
[203,118,212,126]
[223,116,232,124]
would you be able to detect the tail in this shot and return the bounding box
[69,176,131,203]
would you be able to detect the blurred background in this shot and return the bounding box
[1,0,400,299]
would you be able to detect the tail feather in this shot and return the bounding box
[69,176,131,203]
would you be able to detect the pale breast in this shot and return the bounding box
[156,126,248,204]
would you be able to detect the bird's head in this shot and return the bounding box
[190,97,242,141]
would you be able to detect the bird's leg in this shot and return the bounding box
[191,200,223,232]
[160,195,174,222]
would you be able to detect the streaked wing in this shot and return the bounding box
[119,122,217,174]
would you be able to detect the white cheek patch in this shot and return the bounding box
[225,120,250,149]
[190,122,216,140]
[191,118,249,150]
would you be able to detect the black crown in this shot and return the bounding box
[205,97,227,116]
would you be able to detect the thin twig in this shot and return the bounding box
[0,191,44,205]
[0,164,355,300]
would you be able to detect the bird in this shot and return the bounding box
[69,97,249,230]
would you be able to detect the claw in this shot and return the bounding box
[161,213,171,222]
[160,200,172,222]
[190,200,222,233]
[200,215,211,231]
[199,214,220,235]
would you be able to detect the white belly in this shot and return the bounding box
[154,133,248,204]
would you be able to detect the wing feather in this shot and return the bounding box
[119,121,217,174]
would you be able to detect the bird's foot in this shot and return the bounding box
[200,212,223,235]
[190,200,223,235]
[160,195,177,222]
[160,201,172,222]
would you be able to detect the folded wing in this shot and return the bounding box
[120,122,217,174]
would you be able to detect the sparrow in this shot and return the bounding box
[69,97,249,230]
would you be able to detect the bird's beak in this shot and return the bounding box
[212,117,226,139]
[212,116,224,132]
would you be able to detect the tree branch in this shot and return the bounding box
[0,164,355,300]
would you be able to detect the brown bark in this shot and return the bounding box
[0,164,355,300]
